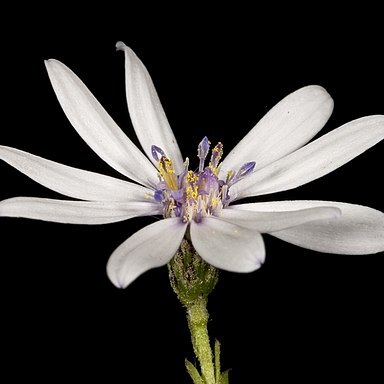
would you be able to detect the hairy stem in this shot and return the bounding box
[186,297,215,384]
[168,238,228,383]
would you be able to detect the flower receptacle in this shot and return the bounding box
[168,238,219,307]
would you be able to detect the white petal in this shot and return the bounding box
[107,218,187,288]
[219,85,333,178]
[116,42,184,173]
[234,115,384,199]
[219,205,341,232]
[45,59,157,188]
[190,217,265,272]
[0,197,162,224]
[0,146,153,202]
[238,200,384,255]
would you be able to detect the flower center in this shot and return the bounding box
[152,137,255,223]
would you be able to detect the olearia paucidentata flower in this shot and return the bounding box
[0,42,383,290]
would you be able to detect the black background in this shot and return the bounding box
[1,7,383,383]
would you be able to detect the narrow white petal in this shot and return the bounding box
[107,218,187,288]
[219,85,333,178]
[190,217,265,272]
[0,197,162,224]
[45,59,157,187]
[219,205,341,232]
[236,201,384,254]
[116,42,184,173]
[0,146,153,202]
[234,115,384,199]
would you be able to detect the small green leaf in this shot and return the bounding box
[214,339,221,382]
[220,370,230,384]
[185,359,204,384]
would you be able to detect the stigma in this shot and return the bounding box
[152,138,255,223]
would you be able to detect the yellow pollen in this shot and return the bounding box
[186,185,198,199]
[187,171,198,183]
[187,170,198,183]
[213,143,222,154]
[209,163,218,176]
[209,143,224,176]
[158,156,178,190]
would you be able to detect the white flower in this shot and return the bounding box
[1,42,383,289]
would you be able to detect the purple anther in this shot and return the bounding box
[238,161,256,177]
[154,189,164,202]
[227,161,256,187]
[151,145,165,162]
[197,136,210,172]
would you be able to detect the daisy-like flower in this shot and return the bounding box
[1,42,383,289]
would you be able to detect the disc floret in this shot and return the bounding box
[152,138,256,222]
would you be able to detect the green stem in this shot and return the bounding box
[168,238,228,383]
[186,297,215,384]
